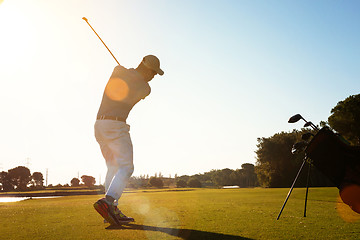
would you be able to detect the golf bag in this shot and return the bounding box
[305,127,360,213]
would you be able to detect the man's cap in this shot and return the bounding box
[142,55,164,76]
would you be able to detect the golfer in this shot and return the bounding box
[93,55,164,225]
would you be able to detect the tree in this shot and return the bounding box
[229,169,244,187]
[32,172,44,188]
[81,175,96,187]
[71,178,80,187]
[328,94,360,145]
[0,171,14,191]
[187,178,202,188]
[127,175,149,189]
[255,131,306,187]
[227,165,258,188]
[149,176,163,188]
[241,163,258,187]
[176,179,187,188]
[8,166,31,191]
[209,168,234,186]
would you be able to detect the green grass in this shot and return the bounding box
[0,188,359,239]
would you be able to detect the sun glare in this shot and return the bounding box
[105,77,129,101]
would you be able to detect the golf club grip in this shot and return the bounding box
[83,18,120,66]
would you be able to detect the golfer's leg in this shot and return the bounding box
[106,163,134,201]
[95,136,118,192]
[106,125,134,201]
[105,164,118,192]
[94,120,123,224]
[95,120,125,193]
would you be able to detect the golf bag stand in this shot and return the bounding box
[304,161,311,217]
[277,125,360,219]
[276,157,312,220]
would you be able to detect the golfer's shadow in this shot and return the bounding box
[106,223,253,240]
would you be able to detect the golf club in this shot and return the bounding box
[82,17,120,65]
[304,121,319,131]
[291,141,308,154]
[288,114,319,131]
[301,132,314,141]
[303,122,312,128]
[288,114,303,123]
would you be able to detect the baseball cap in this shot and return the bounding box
[142,55,164,76]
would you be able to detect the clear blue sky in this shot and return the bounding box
[0,0,359,185]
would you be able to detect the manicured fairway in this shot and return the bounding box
[1,188,359,239]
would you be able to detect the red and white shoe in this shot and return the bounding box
[93,198,120,225]
[94,198,134,225]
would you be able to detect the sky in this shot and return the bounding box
[0,0,359,185]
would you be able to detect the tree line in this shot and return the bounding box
[0,166,44,191]
[127,163,258,189]
[0,166,99,191]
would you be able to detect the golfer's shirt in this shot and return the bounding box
[97,65,151,121]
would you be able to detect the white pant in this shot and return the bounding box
[94,120,134,202]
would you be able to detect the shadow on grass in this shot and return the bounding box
[106,223,253,240]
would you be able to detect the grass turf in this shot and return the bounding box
[0,188,359,239]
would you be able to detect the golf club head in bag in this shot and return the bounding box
[288,114,303,123]
[302,132,314,141]
[304,122,313,128]
[292,141,308,154]
[288,114,319,130]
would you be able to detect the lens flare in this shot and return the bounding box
[105,77,129,101]
[340,185,360,213]
[132,196,150,215]
[337,185,360,222]
[143,207,180,240]
[130,195,181,239]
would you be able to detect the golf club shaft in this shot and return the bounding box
[301,117,319,131]
[82,17,120,65]
[310,123,319,131]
